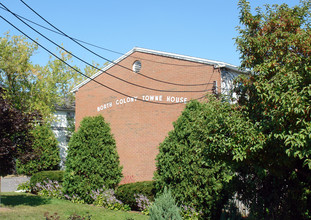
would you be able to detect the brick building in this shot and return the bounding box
[72,47,243,184]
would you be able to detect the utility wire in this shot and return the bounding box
[1,3,210,93]
[0,15,210,105]
[0,6,124,55]
[20,0,214,87]
[0,6,208,68]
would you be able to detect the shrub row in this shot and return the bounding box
[28,176,203,219]
[28,173,156,213]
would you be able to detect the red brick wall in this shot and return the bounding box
[75,51,221,184]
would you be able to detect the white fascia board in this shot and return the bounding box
[132,47,242,72]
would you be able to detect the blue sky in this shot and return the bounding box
[0,0,301,69]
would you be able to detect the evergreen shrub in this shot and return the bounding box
[115,181,156,210]
[149,187,182,220]
[154,100,234,219]
[63,115,123,203]
[16,123,60,176]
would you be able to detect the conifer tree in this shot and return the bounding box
[16,123,60,176]
[149,188,182,220]
[63,115,122,202]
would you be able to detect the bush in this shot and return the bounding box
[34,179,63,199]
[16,123,60,176]
[134,194,152,215]
[149,187,182,220]
[63,115,123,203]
[154,100,234,219]
[30,170,64,189]
[17,180,32,192]
[115,181,156,210]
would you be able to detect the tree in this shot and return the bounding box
[155,1,311,218]
[1,32,106,180]
[63,115,123,203]
[0,32,96,122]
[16,123,60,176]
[233,0,311,218]
[0,87,36,176]
[155,98,263,219]
[0,33,38,113]
[149,188,182,220]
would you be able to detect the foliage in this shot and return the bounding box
[0,32,103,176]
[90,186,130,211]
[64,194,85,204]
[63,115,123,203]
[34,180,63,199]
[16,123,60,176]
[0,33,38,113]
[233,0,311,218]
[17,180,32,192]
[154,1,311,218]
[154,98,261,219]
[180,205,202,220]
[115,181,155,210]
[134,194,152,215]
[0,87,36,176]
[0,32,57,120]
[149,187,182,220]
[30,170,64,190]
[0,33,97,122]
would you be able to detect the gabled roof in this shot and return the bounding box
[72,47,241,92]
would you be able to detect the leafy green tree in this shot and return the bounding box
[63,115,123,203]
[233,0,311,218]
[16,123,60,176]
[0,32,97,122]
[0,33,38,113]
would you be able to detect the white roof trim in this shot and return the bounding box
[72,47,242,92]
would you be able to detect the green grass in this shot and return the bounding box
[0,192,148,220]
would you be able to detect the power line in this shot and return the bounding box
[1,3,210,94]
[0,15,210,105]
[0,5,208,68]
[0,6,124,55]
[20,0,214,87]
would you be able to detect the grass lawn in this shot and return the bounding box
[0,192,148,220]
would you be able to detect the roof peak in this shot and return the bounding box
[72,47,241,93]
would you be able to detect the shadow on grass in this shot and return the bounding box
[0,193,51,207]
